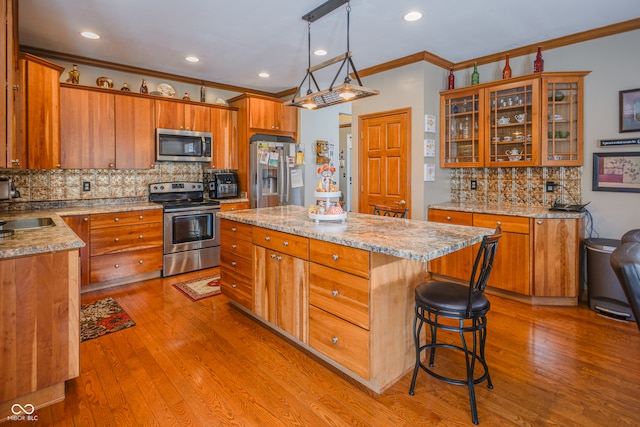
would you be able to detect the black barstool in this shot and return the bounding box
[409,226,502,425]
[372,204,409,218]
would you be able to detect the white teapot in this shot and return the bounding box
[506,148,522,156]
[514,113,526,123]
[497,116,510,125]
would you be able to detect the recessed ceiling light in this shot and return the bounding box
[314,49,327,56]
[185,56,200,63]
[80,31,100,40]
[403,11,423,22]
[258,72,270,78]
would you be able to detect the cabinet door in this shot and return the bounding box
[428,209,476,281]
[485,79,539,167]
[63,215,91,286]
[115,95,155,169]
[155,99,185,129]
[533,218,580,297]
[254,246,278,323]
[541,76,584,166]
[211,108,238,169]
[279,104,298,133]
[60,87,116,169]
[248,97,276,131]
[185,104,211,132]
[440,88,483,167]
[474,214,531,295]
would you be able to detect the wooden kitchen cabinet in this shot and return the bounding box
[60,85,116,169]
[155,98,211,131]
[440,71,588,168]
[253,227,309,341]
[220,219,253,309]
[246,96,297,134]
[88,209,163,284]
[63,214,91,286]
[211,107,238,169]
[14,53,64,169]
[1,0,17,169]
[115,95,156,169]
[427,209,476,281]
[220,201,250,211]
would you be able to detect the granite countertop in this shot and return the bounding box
[428,201,586,219]
[0,202,162,259]
[217,206,494,263]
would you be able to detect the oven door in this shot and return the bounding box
[164,207,220,254]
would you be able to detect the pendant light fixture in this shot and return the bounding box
[285,0,379,110]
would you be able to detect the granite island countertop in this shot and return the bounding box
[217,205,494,263]
[428,201,586,219]
[0,202,162,258]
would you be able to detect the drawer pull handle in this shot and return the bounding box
[270,254,276,259]
[331,337,339,344]
[332,290,339,297]
[231,227,237,232]
[332,254,339,261]
[283,241,289,247]
[232,283,237,288]
[231,244,237,249]
[446,216,452,220]
[139,235,144,239]
[114,237,119,242]
[265,236,270,241]
[114,218,119,222]
[114,264,119,268]
[231,261,237,267]
[139,260,143,264]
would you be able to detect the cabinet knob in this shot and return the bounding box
[56,164,61,168]
[537,220,543,225]
[139,260,143,264]
[114,218,119,222]
[108,163,114,169]
[232,283,237,289]
[332,290,339,297]
[283,241,289,247]
[114,264,119,268]
[139,235,144,239]
[496,221,501,225]
[270,253,276,259]
[446,216,452,221]
[139,215,144,220]
[332,254,339,261]
[276,256,282,261]
[11,159,20,167]
[231,227,237,232]
[230,208,235,211]
[265,236,270,241]
[231,261,237,267]
[331,337,339,344]
[83,217,89,222]
[114,237,120,242]
[231,244,237,249]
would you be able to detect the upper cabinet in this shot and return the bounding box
[14,53,64,169]
[115,95,156,169]
[440,71,589,168]
[211,107,238,170]
[155,99,211,132]
[2,0,18,169]
[229,94,298,136]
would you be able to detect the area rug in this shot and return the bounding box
[80,297,135,342]
[173,276,221,301]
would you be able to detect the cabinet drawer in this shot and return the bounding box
[309,306,369,380]
[220,270,252,310]
[310,263,369,329]
[252,227,309,259]
[91,209,162,229]
[220,219,252,241]
[221,250,252,281]
[309,239,369,278]
[90,223,163,256]
[474,213,529,234]
[220,237,253,259]
[220,202,250,212]
[90,247,163,283]
[428,209,473,226]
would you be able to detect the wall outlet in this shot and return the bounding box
[545,181,556,193]
[83,182,91,192]
[470,180,477,190]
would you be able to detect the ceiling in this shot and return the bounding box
[18,0,640,95]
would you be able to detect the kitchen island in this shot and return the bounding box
[217,205,493,393]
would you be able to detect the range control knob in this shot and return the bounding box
[160,186,164,190]
[153,185,158,190]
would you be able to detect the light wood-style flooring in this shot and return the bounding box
[33,268,640,426]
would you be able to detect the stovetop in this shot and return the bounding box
[149,181,220,212]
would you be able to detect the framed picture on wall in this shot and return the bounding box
[619,88,640,132]
[593,152,640,192]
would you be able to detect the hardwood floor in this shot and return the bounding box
[33,268,640,426]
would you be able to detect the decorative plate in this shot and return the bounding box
[157,83,176,97]
[96,77,113,89]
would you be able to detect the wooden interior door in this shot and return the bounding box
[358,108,411,217]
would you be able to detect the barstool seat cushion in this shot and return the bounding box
[415,281,490,316]
[621,229,640,244]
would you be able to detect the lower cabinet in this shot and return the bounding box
[219,219,253,309]
[220,201,250,212]
[428,208,583,302]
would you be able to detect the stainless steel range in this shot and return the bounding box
[149,182,220,277]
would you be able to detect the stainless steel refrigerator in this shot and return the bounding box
[249,134,305,208]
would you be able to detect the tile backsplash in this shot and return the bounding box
[450,166,583,207]
[0,162,207,208]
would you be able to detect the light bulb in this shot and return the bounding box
[339,88,356,100]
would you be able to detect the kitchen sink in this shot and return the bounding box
[0,217,56,231]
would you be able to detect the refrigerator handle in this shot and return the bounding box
[285,158,290,204]
[279,154,285,204]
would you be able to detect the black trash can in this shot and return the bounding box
[585,238,635,321]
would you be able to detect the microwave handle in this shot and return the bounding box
[202,137,206,157]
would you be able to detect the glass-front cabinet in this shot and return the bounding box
[440,71,589,168]
[486,79,539,166]
[440,88,483,167]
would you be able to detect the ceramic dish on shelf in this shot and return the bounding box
[96,77,113,89]
[157,83,176,97]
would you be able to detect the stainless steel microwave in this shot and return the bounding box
[156,128,212,162]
